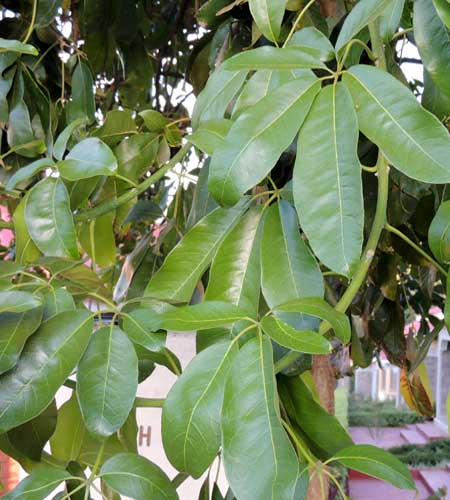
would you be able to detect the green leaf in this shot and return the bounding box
[222,46,326,71]
[261,316,332,354]
[139,110,169,132]
[53,118,87,161]
[122,308,167,352]
[115,133,159,183]
[41,287,75,320]
[162,341,238,477]
[144,203,246,302]
[428,200,450,263]
[274,297,351,343]
[335,0,394,52]
[160,301,250,331]
[343,65,450,184]
[422,69,450,119]
[222,335,299,500]
[332,444,415,490]
[414,0,450,98]
[77,326,138,438]
[25,177,78,259]
[67,59,95,123]
[50,393,85,464]
[278,375,354,459]
[188,119,232,155]
[13,191,41,264]
[288,27,336,61]
[0,306,43,374]
[122,200,164,225]
[0,291,43,313]
[433,0,450,28]
[192,67,248,129]
[78,214,116,267]
[0,38,38,56]
[248,0,285,43]
[295,82,363,276]
[379,0,405,41]
[186,161,219,230]
[92,110,137,146]
[209,79,320,206]
[0,310,93,433]
[6,158,55,191]
[100,452,179,500]
[1,467,70,500]
[58,138,117,180]
[261,201,323,310]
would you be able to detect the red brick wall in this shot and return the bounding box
[0,452,19,496]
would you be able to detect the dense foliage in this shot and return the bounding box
[1,0,450,498]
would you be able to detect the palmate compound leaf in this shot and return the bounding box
[0,310,93,433]
[162,340,239,477]
[209,78,320,206]
[294,82,364,277]
[343,65,450,184]
[221,335,300,500]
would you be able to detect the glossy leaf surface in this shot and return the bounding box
[209,79,320,206]
[77,326,138,438]
[25,177,79,259]
[162,341,238,477]
[248,0,286,42]
[144,203,245,301]
[100,452,178,500]
[0,310,93,432]
[122,309,166,352]
[343,65,450,184]
[2,467,70,500]
[0,291,42,313]
[295,83,363,276]
[6,158,55,191]
[429,200,450,263]
[188,119,231,155]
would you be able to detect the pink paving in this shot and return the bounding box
[348,422,450,499]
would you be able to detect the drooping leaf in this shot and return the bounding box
[288,27,336,61]
[1,467,70,500]
[100,452,178,500]
[6,158,55,191]
[139,110,169,132]
[331,445,415,490]
[274,297,351,343]
[162,341,238,477]
[58,138,117,180]
[261,201,323,310]
[192,67,248,129]
[343,65,450,184]
[209,79,320,206]
[78,214,116,267]
[186,161,219,230]
[25,177,79,259]
[91,109,137,146]
[122,200,164,225]
[222,46,326,71]
[422,69,450,119]
[0,310,93,433]
[221,335,299,500]
[295,82,363,277]
[414,0,450,98]
[188,119,232,155]
[122,308,167,352]
[66,59,95,123]
[0,38,38,56]
[335,0,394,52]
[428,200,450,263]
[0,306,43,374]
[261,315,332,354]
[144,203,246,302]
[433,0,450,28]
[379,0,405,41]
[160,301,250,331]
[278,375,353,459]
[52,118,87,161]
[77,326,138,438]
[13,191,41,264]
[248,0,286,43]
[41,287,75,320]
[115,133,159,183]
[0,290,43,313]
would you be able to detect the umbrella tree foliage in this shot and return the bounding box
[0,0,450,498]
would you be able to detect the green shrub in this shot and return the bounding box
[349,398,425,427]
[389,440,450,468]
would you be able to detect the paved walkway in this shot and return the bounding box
[348,422,450,499]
